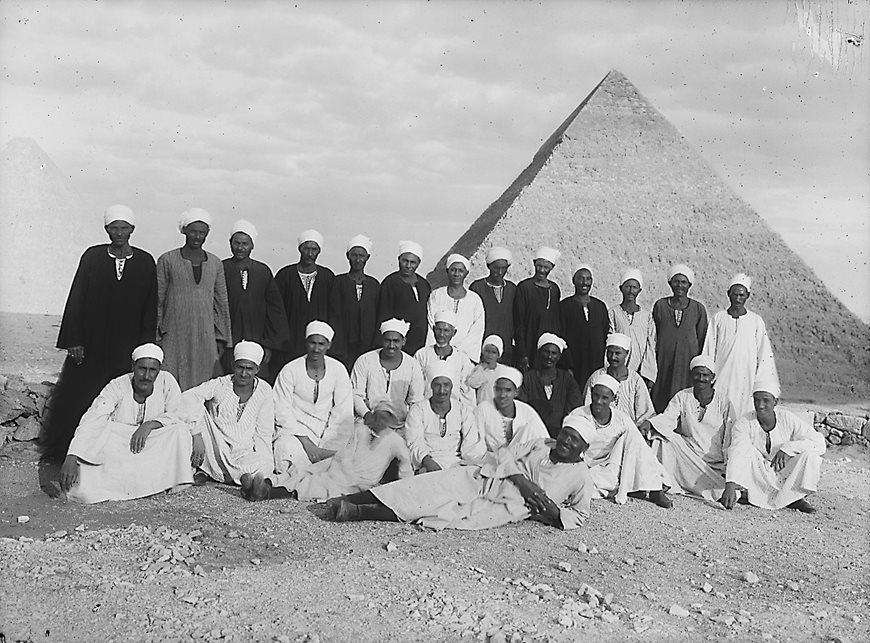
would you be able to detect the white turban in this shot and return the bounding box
[178,208,212,233]
[433,309,458,329]
[668,263,695,284]
[562,412,596,445]
[131,343,163,363]
[590,372,620,396]
[689,355,717,375]
[495,365,523,389]
[753,377,781,399]
[427,361,455,386]
[380,318,410,337]
[537,332,567,352]
[371,400,403,429]
[485,246,512,265]
[482,335,504,355]
[729,273,752,292]
[446,253,470,271]
[534,246,560,266]
[230,219,258,244]
[104,204,135,226]
[620,269,644,289]
[347,234,372,254]
[606,333,632,351]
[233,340,264,366]
[573,263,594,277]
[305,320,334,342]
[298,229,324,248]
[398,240,423,261]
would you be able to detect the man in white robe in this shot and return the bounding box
[426,253,486,361]
[475,365,549,452]
[60,343,194,503]
[415,309,475,406]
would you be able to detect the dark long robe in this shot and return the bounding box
[513,278,561,368]
[46,245,157,459]
[221,258,290,379]
[650,297,708,413]
[377,272,432,356]
[517,369,584,438]
[273,263,335,368]
[469,278,517,365]
[559,295,609,388]
[328,273,380,371]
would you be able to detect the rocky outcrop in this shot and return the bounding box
[0,374,54,448]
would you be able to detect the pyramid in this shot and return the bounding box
[427,70,869,402]
[0,138,93,315]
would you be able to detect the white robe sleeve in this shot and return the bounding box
[350,355,372,419]
[458,403,487,464]
[557,465,594,530]
[66,379,124,465]
[648,390,683,440]
[180,377,222,435]
[633,375,655,424]
[272,365,301,434]
[465,291,485,361]
[253,387,275,468]
[151,373,184,428]
[639,309,658,382]
[778,412,826,457]
[322,368,354,448]
[407,358,426,407]
[403,402,429,469]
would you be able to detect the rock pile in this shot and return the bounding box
[0,373,53,447]
[814,410,870,447]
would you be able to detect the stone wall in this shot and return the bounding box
[0,374,54,448]
[813,410,870,448]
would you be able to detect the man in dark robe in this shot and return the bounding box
[469,246,517,366]
[513,246,561,371]
[560,265,609,388]
[517,333,583,438]
[377,240,431,355]
[45,205,157,460]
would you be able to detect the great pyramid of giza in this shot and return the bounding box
[0,137,93,315]
[427,70,869,402]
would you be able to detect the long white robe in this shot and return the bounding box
[648,387,735,500]
[426,286,486,361]
[273,355,354,473]
[466,363,500,405]
[414,345,476,407]
[568,405,672,504]
[182,375,274,484]
[702,309,778,417]
[372,439,594,531]
[726,408,825,509]
[67,371,193,503]
[474,399,549,452]
[608,304,657,381]
[404,399,486,470]
[582,367,655,425]
[350,349,425,425]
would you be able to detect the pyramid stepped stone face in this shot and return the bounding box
[427,70,869,402]
[0,138,93,315]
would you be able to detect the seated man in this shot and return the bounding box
[720,379,824,513]
[183,341,274,486]
[404,362,486,472]
[639,355,735,501]
[414,309,475,407]
[273,321,354,474]
[325,415,597,531]
[59,343,194,503]
[567,372,673,508]
[583,333,654,426]
[517,333,584,438]
[475,365,549,452]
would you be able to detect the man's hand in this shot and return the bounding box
[637,420,653,440]
[68,346,85,365]
[362,411,375,428]
[770,449,792,473]
[509,474,559,521]
[419,455,442,473]
[130,420,161,453]
[518,357,530,372]
[719,481,740,510]
[297,436,335,463]
[191,433,206,468]
[60,455,80,492]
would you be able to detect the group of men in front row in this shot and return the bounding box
[58,312,825,531]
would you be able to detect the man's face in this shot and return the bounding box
[487,259,509,282]
[183,221,209,249]
[619,279,641,300]
[590,385,615,417]
[573,269,593,295]
[552,426,587,462]
[605,346,628,368]
[306,334,330,357]
[753,391,777,417]
[493,378,518,412]
[480,344,500,365]
[132,358,161,394]
[447,263,468,286]
[381,331,405,357]
[431,376,453,402]
[669,274,691,297]
[299,241,321,264]
[537,344,561,369]
[690,366,715,388]
[727,284,750,308]
[105,221,134,246]
[433,322,456,346]
[533,259,554,280]
[398,253,420,277]
[347,247,370,273]
[232,359,259,387]
[230,232,253,261]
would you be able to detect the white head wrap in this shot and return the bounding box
[620,268,644,289]
[562,412,596,445]
[495,365,523,389]
[380,318,411,337]
[433,309,458,329]
[297,229,324,249]
[371,400,403,429]
[752,377,781,399]
[305,320,334,342]
[729,273,752,292]
[590,372,621,396]
[485,246,512,265]
[573,263,594,277]
[347,234,372,254]
[230,219,258,244]
[668,263,695,284]
[398,240,423,261]
[427,361,455,386]
[104,204,135,226]
[233,340,264,366]
[178,208,212,233]
[482,334,504,355]
[689,355,717,375]
[131,343,163,363]
[534,246,560,266]
[446,253,470,271]
[537,332,567,352]
[605,333,632,351]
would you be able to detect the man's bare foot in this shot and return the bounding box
[193,471,210,486]
[333,499,359,522]
[240,473,254,500]
[787,498,816,514]
[648,490,673,509]
[737,491,751,505]
[627,491,648,500]
[247,474,272,502]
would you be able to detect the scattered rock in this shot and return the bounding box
[624,558,635,566]
[225,530,241,539]
[825,413,865,434]
[702,582,713,593]
[557,561,572,572]
[250,558,261,566]
[17,515,30,524]
[669,604,690,617]
[385,541,398,552]
[742,571,760,584]
[786,581,800,591]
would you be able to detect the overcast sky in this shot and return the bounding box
[1,0,868,320]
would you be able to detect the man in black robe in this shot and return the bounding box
[469,246,517,366]
[513,247,562,371]
[376,240,431,355]
[560,265,609,388]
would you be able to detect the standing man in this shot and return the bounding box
[377,241,431,355]
[469,246,517,366]
[560,264,609,389]
[514,246,562,371]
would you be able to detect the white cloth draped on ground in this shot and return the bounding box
[66,371,193,503]
[350,350,425,425]
[272,355,354,472]
[404,399,486,470]
[702,309,779,417]
[182,375,274,484]
[414,345,476,407]
[273,424,413,501]
[607,304,657,381]
[582,367,655,425]
[726,408,825,509]
[466,364,500,405]
[647,387,735,500]
[425,287,486,361]
[371,439,594,531]
[474,400,550,452]
[567,405,672,504]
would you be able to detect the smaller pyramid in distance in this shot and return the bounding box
[0,137,93,315]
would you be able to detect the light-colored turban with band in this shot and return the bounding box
[380,318,411,337]
[753,377,781,399]
[132,343,164,363]
[446,253,470,271]
[496,365,523,389]
[305,320,334,342]
[729,273,752,291]
[486,246,512,265]
[398,240,423,261]
[104,204,135,226]
[427,361,455,386]
[433,309,458,328]
[620,269,643,289]
[482,335,504,355]
[537,332,567,352]
[297,229,324,248]
[534,246,560,265]
[689,355,717,375]
[233,341,264,366]
[178,208,212,233]
[347,234,372,253]
[563,413,596,445]
[668,263,695,284]
[606,333,631,351]
[590,372,620,396]
[230,219,258,244]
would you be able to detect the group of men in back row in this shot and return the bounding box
[49,205,825,530]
